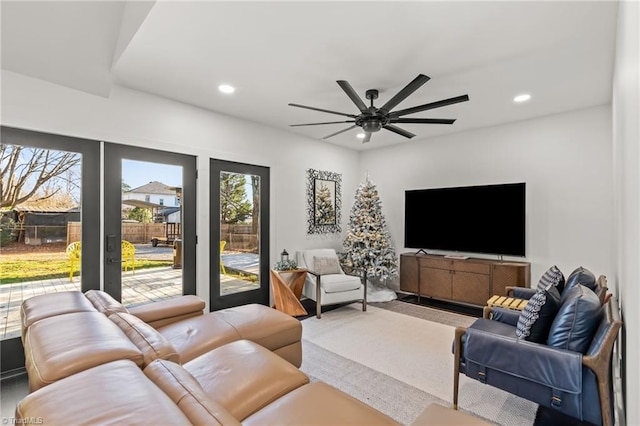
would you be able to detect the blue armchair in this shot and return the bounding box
[452,278,621,426]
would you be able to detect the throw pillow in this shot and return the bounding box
[515,284,562,343]
[547,284,602,353]
[563,266,597,294]
[313,256,341,275]
[536,265,565,294]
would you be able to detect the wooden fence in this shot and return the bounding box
[67,222,258,251]
[67,222,165,244]
[220,224,258,252]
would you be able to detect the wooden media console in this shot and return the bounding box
[400,253,530,307]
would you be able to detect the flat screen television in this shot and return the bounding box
[404,182,526,257]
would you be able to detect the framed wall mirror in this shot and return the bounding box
[306,169,341,234]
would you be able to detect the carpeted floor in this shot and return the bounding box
[300,302,538,425]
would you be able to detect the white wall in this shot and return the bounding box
[613,1,640,424]
[0,70,360,308]
[360,105,613,284]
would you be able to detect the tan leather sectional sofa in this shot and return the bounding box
[17,290,488,425]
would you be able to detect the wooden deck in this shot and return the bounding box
[0,267,258,340]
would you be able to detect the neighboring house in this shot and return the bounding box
[123,181,180,208]
[122,181,181,223]
[157,206,181,223]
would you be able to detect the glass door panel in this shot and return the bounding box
[219,171,261,296]
[119,159,184,307]
[0,127,99,372]
[211,160,269,310]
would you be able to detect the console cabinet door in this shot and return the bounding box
[400,255,419,294]
[420,267,452,299]
[452,271,491,305]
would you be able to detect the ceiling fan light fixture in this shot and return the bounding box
[218,84,235,94]
[356,133,366,139]
[513,93,531,103]
[362,119,383,133]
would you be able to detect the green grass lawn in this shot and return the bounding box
[0,252,172,284]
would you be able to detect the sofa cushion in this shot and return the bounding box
[515,284,561,343]
[184,340,309,421]
[20,291,96,341]
[85,290,129,316]
[128,295,205,328]
[214,304,302,362]
[109,312,180,367]
[547,284,602,353]
[144,359,241,425]
[536,265,565,293]
[243,382,399,426]
[563,266,597,294]
[314,256,342,275]
[320,274,362,293]
[16,360,192,425]
[24,312,143,391]
[157,304,302,366]
[157,313,242,363]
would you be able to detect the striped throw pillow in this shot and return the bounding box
[536,265,565,293]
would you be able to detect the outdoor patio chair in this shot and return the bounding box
[66,241,81,282]
[122,240,136,274]
[220,240,227,275]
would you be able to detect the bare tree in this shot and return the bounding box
[0,144,81,209]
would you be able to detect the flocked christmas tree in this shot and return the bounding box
[342,176,398,283]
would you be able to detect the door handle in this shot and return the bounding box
[107,258,123,264]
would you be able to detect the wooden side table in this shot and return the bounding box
[270,269,308,316]
[487,295,528,311]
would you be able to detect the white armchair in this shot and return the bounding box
[296,249,366,318]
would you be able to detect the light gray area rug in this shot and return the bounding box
[370,299,477,328]
[300,303,537,426]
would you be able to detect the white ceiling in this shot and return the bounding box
[1,1,619,151]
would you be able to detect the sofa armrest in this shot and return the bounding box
[506,286,536,299]
[489,307,521,326]
[129,295,205,328]
[464,327,583,393]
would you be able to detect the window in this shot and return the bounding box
[159,198,164,206]
[145,195,150,202]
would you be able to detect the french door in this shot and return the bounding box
[210,159,269,310]
[0,127,196,374]
[104,144,196,303]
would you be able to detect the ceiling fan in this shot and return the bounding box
[289,74,469,143]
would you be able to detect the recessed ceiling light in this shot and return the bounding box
[513,93,531,103]
[218,84,235,94]
[356,133,366,139]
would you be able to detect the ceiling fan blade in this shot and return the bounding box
[362,132,372,143]
[383,124,415,139]
[379,74,431,114]
[288,103,357,118]
[336,80,368,112]
[322,125,358,140]
[391,118,456,125]
[290,120,355,127]
[391,95,470,117]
